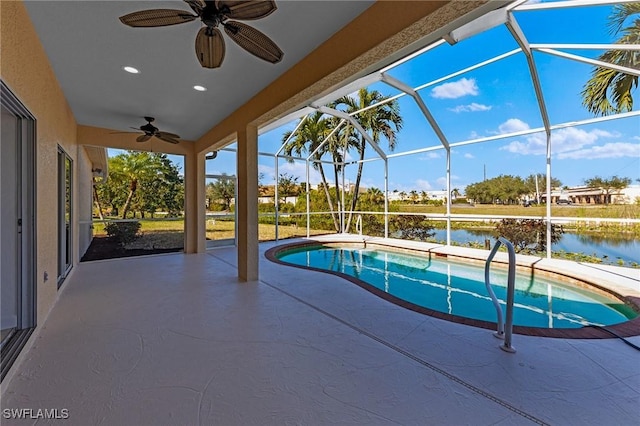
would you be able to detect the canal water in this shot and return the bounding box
[429,229,640,266]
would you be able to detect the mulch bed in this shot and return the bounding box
[81,235,182,262]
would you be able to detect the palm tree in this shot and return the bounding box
[451,188,461,200]
[362,187,385,207]
[108,151,160,219]
[335,88,403,232]
[282,112,342,231]
[409,190,419,204]
[582,3,639,116]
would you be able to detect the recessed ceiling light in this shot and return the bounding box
[123,66,139,74]
[193,85,207,92]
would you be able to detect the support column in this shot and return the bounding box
[184,150,206,253]
[237,124,259,281]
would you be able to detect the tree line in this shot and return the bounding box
[95,151,184,219]
[465,174,632,205]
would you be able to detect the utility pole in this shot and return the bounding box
[483,164,486,181]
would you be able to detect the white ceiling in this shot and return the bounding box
[24,0,375,141]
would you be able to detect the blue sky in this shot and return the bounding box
[121,1,640,193]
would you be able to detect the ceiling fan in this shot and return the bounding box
[119,0,283,69]
[130,117,180,144]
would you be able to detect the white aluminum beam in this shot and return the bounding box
[506,14,552,135]
[311,73,383,108]
[349,93,405,118]
[536,48,640,77]
[530,43,640,52]
[444,7,508,45]
[307,119,346,160]
[382,74,450,150]
[259,106,315,135]
[516,0,637,12]
[415,48,522,92]
[380,40,447,73]
[352,49,522,122]
[386,144,445,160]
[317,106,388,160]
[275,114,309,156]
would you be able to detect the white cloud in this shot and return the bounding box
[498,118,530,134]
[431,78,478,99]
[415,179,432,190]
[448,103,492,113]
[500,127,629,157]
[502,127,596,155]
[557,142,640,160]
[258,164,276,182]
[469,130,479,139]
[420,151,442,160]
[591,129,620,138]
[436,175,461,189]
[464,153,475,159]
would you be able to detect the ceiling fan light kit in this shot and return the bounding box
[120,0,283,69]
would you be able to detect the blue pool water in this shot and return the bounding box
[277,246,637,329]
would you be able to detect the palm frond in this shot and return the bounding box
[581,7,640,116]
[608,3,640,35]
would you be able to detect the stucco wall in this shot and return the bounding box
[1,1,79,325]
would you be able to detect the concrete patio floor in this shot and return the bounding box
[1,239,639,425]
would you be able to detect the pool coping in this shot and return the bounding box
[265,237,640,339]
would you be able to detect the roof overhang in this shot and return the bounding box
[84,145,109,181]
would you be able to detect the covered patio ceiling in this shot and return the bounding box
[23,0,505,149]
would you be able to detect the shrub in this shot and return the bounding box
[494,219,563,254]
[451,197,469,204]
[390,215,435,241]
[104,221,141,246]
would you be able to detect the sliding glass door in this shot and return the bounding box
[1,81,36,381]
[58,148,73,286]
[1,105,20,347]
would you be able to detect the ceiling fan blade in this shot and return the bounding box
[196,27,225,68]
[119,9,197,27]
[137,134,152,142]
[156,134,180,144]
[216,0,277,20]
[157,131,181,140]
[223,21,283,64]
[184,0,205,15]
[130,127,143,131]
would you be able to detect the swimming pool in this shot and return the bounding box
[273,244,638,331]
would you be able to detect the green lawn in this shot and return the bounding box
[93,218,331,247]
[204,219,330,241]
[93,203,640,250]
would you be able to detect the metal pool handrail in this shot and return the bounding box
[355,214,363,237]
[484,237,516,353]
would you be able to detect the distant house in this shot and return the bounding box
[540,185,640,205]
